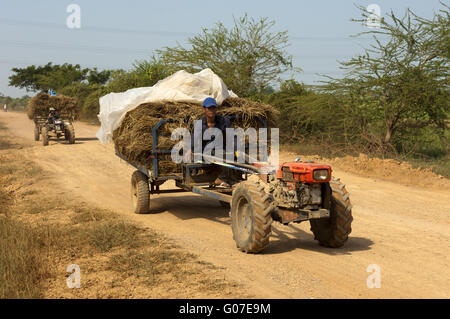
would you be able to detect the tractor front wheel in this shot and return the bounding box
[309,177,353,247]
[230,179,274,253]
[65,124,75,144]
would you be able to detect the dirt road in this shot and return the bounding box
[2,111,449,298]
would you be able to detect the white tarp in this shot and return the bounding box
[96,68,237,143]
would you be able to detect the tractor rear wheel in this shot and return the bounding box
[309,177,353,247]
[42,127,48,146]
[66,124,75,144]
[34,126,40,141]
[131,170,150,214]
[230,179,274,253]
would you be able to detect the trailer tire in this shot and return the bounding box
[42,127,48,146]
[131,170,150,214]
[309,177,353,247]
[34,126,40,141]
[230,180,274,253]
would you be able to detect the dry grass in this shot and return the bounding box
[26,93,78,121]
[0,120,246,298]
[0,217,52,298]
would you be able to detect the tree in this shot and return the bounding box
[105,57,170,93]
[157,15,293,97]
[8,63,112,92]
[35,63,89,91]
[9,63,55,92]
[87,68,112,85]
[323,4,449,154]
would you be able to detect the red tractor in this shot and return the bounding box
[230,159,353,252]
[121,147,353,253]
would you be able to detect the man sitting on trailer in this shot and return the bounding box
[185,97,235,187]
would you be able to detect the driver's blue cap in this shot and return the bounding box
[202,97,218,108]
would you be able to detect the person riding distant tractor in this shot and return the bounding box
[47,107,61,124]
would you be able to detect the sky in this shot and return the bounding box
[0,0,447,97]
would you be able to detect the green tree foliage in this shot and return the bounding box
[106,58,170,93]
[9,63,112,93]
[9,63,55,92]
[265,80,348,143]
[87,68,112,85]
[35,63,89,92]
[82,87,110,120]
[57,57,171,120]
[157,15,293,96]
[58,82,102,118]
[322,4,449,154]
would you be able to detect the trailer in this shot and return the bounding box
[34,115,75,146]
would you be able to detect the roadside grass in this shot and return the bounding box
[405,157,450,179]
[0,121,243,298]
[0,217,52,298]
[0,122,12,150]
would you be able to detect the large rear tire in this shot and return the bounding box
[34,126,40,141]
[66,124,75,144]
[42,127,48,146]
[309,177,353,247]
[131,170,150,214]
[230,179,274,253]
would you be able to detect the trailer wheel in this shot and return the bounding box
[309,177,353,247]
[34,126,40,141]
[42,127,48,146]
[131,170,150,214]
[230,180,274,253]
[66,124,75,144]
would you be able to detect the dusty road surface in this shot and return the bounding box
[2,111,450,298]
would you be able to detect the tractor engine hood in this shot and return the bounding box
[276,162,332,183]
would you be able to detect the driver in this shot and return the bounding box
[185,97,237,187]
[47,107,60,124]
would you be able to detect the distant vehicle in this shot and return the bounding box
[34,109,75,146]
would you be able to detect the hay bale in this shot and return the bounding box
[113,97,279,174]
[27,93,79,121]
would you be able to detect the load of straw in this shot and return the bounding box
[113,97,278,174]
[27,93,79,121]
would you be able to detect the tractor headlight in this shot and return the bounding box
[313,169,329,181]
